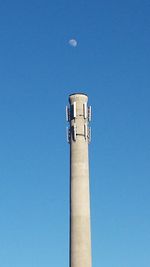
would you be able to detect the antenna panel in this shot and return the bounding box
[66,127,70,143]
[83,103,87,119]
[88,127,91,143]
[88,106,91,122]
[73,102,76,118]
[84,124,88,140]
[73,124,77,141]
[66,106,70,121]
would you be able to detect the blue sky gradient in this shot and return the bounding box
[0,0,150,266]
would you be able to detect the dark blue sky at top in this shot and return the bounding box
[0,0,150,266]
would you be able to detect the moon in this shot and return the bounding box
[69,39,78,47]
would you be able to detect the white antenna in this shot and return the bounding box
[66,127,70,143]
[66,106,70,121]
[73,124,77,141]
[83,103,87,119]
[88,106,91,122]
[84,124,88,140]
[88,127,91,143]
[73,102,76,118]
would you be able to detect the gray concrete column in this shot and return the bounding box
[66,93,92,267]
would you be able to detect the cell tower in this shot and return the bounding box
[66,93,92,267]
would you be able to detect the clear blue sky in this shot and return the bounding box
[0,0,150,266]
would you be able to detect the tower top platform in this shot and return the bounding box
[69,93,88,104]
[69,93,88,97]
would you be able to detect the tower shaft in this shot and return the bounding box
[67,93,92,267]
